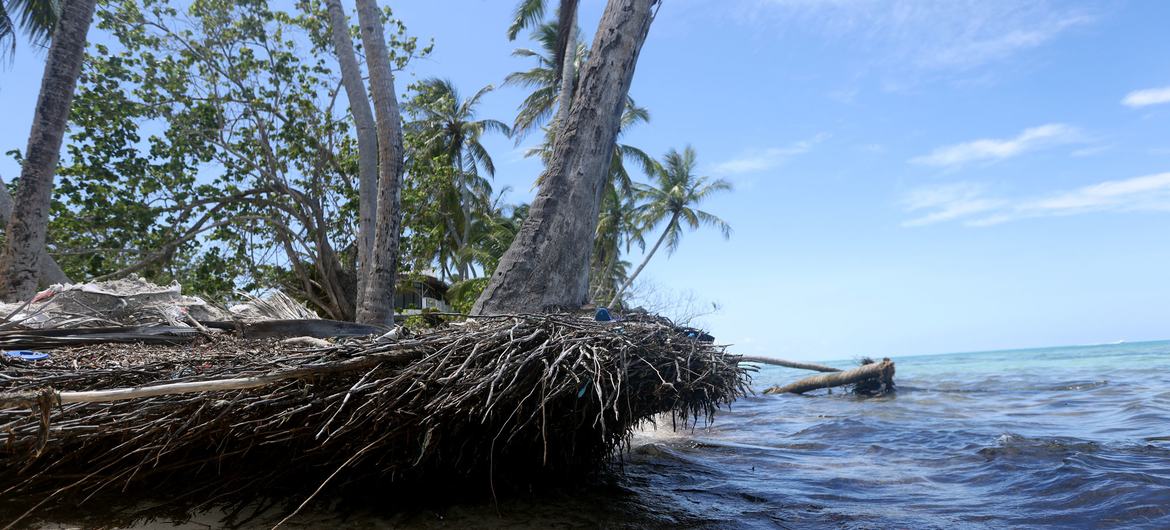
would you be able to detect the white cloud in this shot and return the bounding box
[743,0,1093,72]
[1122,86,1170,108]
[712,133,829,174]
[911,124,1082,168]
[920,13,1092,69]
[901,183,1005,227]
[901,172,1170,226]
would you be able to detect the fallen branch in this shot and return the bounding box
[0,349,420,408]
[736,355,841,373]
[764,358,894,395]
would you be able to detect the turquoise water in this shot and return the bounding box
[606,340,1170,528]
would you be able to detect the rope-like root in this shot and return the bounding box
[0,313,749,524]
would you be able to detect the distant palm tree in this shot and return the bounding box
[0,0,59,57]
[409,78,511,280]
[609,146,733,308]
[507,0,579,133]
[503,21,585,141]
[591,185,643,303]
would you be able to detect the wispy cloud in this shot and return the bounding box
[902,172,1170,226]
[743,0,1093,72]
[901,183,1006,227]
[910,124,1082,168]
[712,133,829,174]
[1122,86,1170,108]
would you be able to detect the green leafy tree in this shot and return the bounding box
[42,0,428,319]
[609,146,732,307]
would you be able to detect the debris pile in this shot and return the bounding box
[0,314,747,522]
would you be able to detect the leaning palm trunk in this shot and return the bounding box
[353,0,406,326]
[0,0,97,301]
[325,0,379,314]
[0,174,68,285]
[608,211,676,308]
[474,0,657,315]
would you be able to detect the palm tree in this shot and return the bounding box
[608,146,733,308]
[408,78,511,280]
[507,0,579,133]
[504,21,585,141]
[0,0,58,58]
[473,0,657,315]
[591,185,643,303]
[0,0,98,301]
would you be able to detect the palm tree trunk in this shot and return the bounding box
[0,174,69,285]
[0,0,97,301]
[608,212,675,308]
[353,0,406,326]
[549,6,577,131]
[473,0,656,315]
[325,0,378,315]
[460,185,473,279]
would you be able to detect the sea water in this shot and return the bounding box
[605,340,1170,528]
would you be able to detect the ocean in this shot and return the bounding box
[381,340,1170,529]
[605,340,1170,529]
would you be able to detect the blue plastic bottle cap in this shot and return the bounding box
[2,350,50,361]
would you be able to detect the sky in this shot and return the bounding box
[2,0,1169,361]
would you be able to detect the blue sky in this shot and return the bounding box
[2,0,1169,360]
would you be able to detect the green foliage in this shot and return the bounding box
[401,77,515,283]
[47,0,430,318]
[18,0,707,321]
[446,277,489,314]
[0,0,60,58]
[36,0,536,320]
[636,146,734,254]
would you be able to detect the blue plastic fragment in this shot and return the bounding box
[594,307,612,322]
[3,350,49,361]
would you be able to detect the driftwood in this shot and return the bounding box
[736,355,841,373]
[764,358,895,395]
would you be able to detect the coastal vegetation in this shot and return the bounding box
[0,0,731,319]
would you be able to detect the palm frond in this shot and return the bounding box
[1,0,60,58]
[506,0,546,41]
[478,118,512,138]
[692,208,732,239]
[461,83,494,116]
[467,140,496,177]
